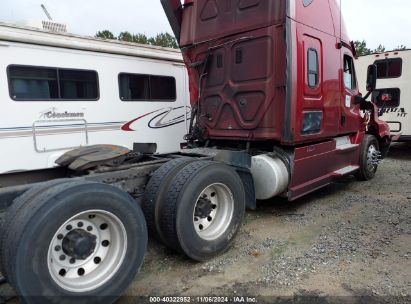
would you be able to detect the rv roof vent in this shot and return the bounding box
[42,20,67,33]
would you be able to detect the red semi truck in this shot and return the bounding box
[0,0,391,302]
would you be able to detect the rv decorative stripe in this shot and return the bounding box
[0,122,125,139]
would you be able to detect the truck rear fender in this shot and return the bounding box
[213,150,256,210]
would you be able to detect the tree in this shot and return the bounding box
[353,40,372,56]
[95,29,179,49]
[118,31,133,42]
[394,45,408,51]
[149,33,178,49]
[132,33,150,45]
[95,30,116,40]
[374,44,386,54]
[353,40,408,55]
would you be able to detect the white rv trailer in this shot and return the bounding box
[356,50,411,141]
[0,23,190,174]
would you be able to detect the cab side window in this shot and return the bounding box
[343,55,357,90]
[307,48,319,88]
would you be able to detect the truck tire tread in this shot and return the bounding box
[3,181,147,303]
[0,179,72,277]
[158,161,212,252]
[142,158,193,243]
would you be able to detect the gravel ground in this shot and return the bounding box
[1,143,410,303]
[121,143,410,303]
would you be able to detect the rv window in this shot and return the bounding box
[372,88,401,108]
[8,66,59,100]
[343,55,357,90]
[8,65,99,101]
[119,73,176,101]
[375,58,402,79]
[59,70,98,100]
[119,74,150,100]
[307,49,319,88]
[150,76,176,100]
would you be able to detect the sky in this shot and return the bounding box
[0,0,410,50]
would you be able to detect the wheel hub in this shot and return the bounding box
[62,229,97,260]
[48,210,127,293]
[367,144,381,170]
[195,196,213,219]
[193,183,234,241]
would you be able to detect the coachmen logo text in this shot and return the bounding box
[39,107,85,120]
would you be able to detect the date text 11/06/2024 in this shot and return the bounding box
[149,296,258,303]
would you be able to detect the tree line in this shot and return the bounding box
[354,40,408,56]
[95,30,178,49]
[96,31,407,56]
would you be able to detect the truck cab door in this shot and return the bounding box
[340,52,361,133]
[300,35,328,137]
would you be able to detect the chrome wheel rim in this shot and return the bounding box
[193,183,234,241]
[47,210,127,293]
[367,144,378,172]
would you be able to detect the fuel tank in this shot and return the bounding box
[250,154,289,200]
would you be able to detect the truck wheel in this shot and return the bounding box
[355,135,380,181]
[141,158,194,244]
[158,161,245,261]
[2,181,147,303]
[0,178,71,277]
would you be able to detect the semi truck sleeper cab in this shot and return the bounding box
[0,1,392,302]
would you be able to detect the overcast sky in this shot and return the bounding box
[0,0,409,50]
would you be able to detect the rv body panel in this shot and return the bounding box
[356,50,411,141]
[0,24,190,174]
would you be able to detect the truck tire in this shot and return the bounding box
[355,135,380,181]
[1,181,147,303]
[0,178,71,277]
[141,158,194,244]
[158,161,246,261]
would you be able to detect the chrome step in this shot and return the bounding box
[333,165,359,176]
[336,143,359,151]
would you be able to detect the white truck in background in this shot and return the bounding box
[0,23,189,174]
[356,50,411,141]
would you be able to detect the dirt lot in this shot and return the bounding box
[1,143,410,303]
